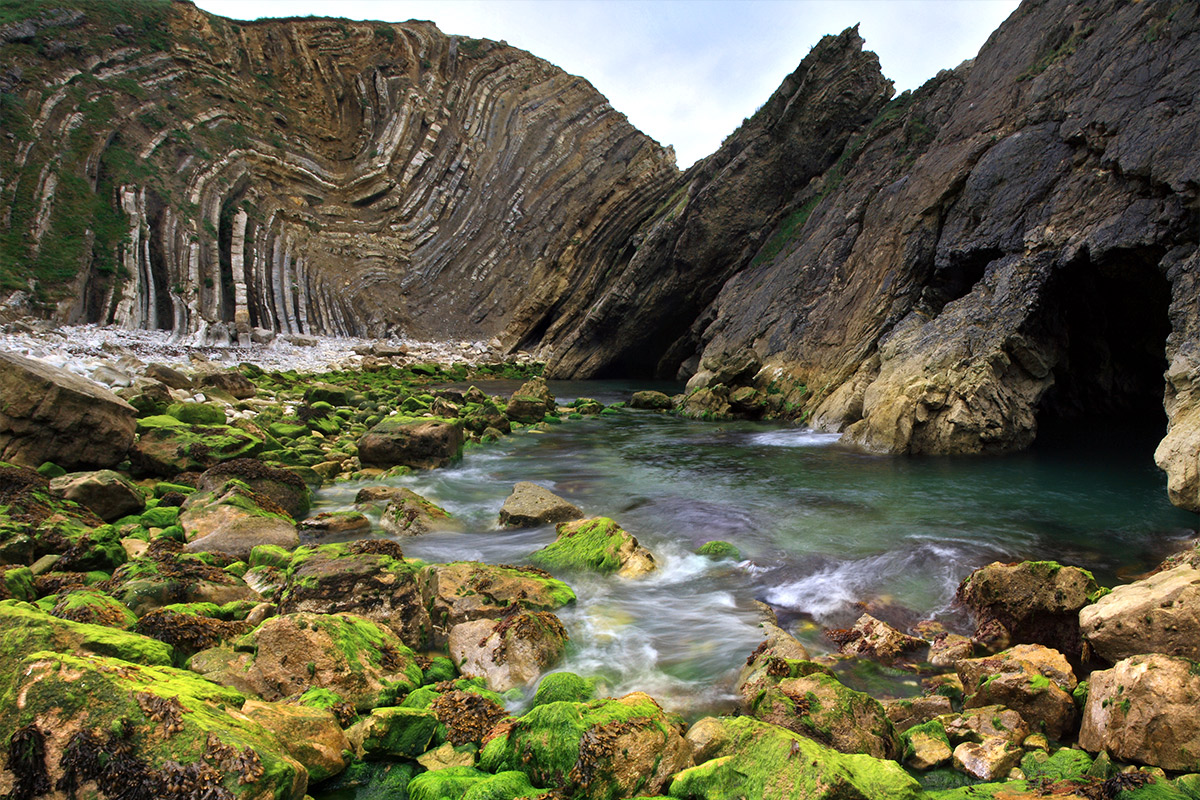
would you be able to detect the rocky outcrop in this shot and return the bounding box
[0,3,675,345]
[1080,565,1200,662]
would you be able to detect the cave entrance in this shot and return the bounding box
[1033,248,1171,450]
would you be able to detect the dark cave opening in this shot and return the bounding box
[1033,248,1171,449]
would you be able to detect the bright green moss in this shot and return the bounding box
[527,517,630,575]
[249,543,293,569]
[424,656,457,685]
[140,505,179,528]
[696,540,741,560]
[50,589,137,629]
[166,402,226,425]
[353,706,441,759]
[2,566,34,601]
[1020,748,1094,782]
[0,600,173,673]
[531,672,597,707]
[901,718,949,763]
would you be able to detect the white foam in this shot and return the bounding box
[749,430,843,448]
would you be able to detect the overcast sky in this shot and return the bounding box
[191,0,1021,167]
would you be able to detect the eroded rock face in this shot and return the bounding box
[0,352,137,471]
[1079,653,1200,772]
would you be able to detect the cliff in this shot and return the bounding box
[0,0,677,342]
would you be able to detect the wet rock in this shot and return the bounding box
[448,608,569,692]
[736,621,811,704]
[672,716,922,800]
[106,543,260,616]
[941,704,1030,746]
[379,488,457,536]
[529,516,656,577]
[408,767,541,800]
[680,386,733,420]
[902,719,953,770]
[49,588,138,629]
[416,741,476,771]
[479,692,691,799]
[166,401,227,425]
[746,660,901,760]
[200,371,257,399]
[241,699,350,782]
[531,672,598,707]
[429,688,510,746]
[418,560,575,646]
[696,539,741,560]
[134,604,251,658]
[357,416,464,469]
[959,644,1078,740]
[278,541,431,649]
[117,378,174,416]
[832,613,927,662]
[190,611,422,711]
[1079,653,1200,771]
[0,350,137,470]
[195,458,312,520]
[49,469,146,522]
[299,510,371,538]
[129,420,264,477]
[498,481,583,527]
[883,694,954,733]
[1080,565,1200,662]
[345,706,440,760]
[505,377,556,423]
[929,631,976,668]
[179,481,299,560]
[953,736,1023,781]
[957,560,1099,662]
[630,390,674,410]
[0,598,172,667]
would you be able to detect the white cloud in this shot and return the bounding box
[191,0,1020,167]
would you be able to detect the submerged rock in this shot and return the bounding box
[832,613,927,662]
[528,517,656,577]
[0,351,137,471]
[498,481,584,527]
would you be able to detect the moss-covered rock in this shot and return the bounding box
[696,540,741,560]
[135,604,252,661]
[167,401,227,425]
[0,598,173,671]
[0,650,307,799]
[532,672,598,707]
[380,488,458,536]
[346,706,442,759]
[241,698,350,782]
[104,540,260,616]
[190,611,422,711]
[279,540,431,649]
[179,479,299,559]
[902,719,953,771]
[316,760,419,800]
[671,715,922,800]
[195,458,312,520]
[958,644,1078,739]
[479,692,691,799]
[357,416,465,470]
[129,423,264,477]
[48,588,137,629]
[408,766,548,800]
[528,517,656,578]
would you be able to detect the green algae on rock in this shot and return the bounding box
[0,598,173,669]
[531,672,599,707]
[528,517,657,578]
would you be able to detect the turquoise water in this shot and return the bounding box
[312,381,1197,717]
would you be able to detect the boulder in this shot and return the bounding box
[745,661,900,760]
[679,387,733,420]
[129,422,264,477]
[0,599,172,669]
[105,543,260,617]
[190,612,422,712]
[0,350,137,470]
[498,481,584,527]
[345,706,441,759]
[179,480,299,560]
[357,416,464,469]
[299,511,371,538]
[200,371,258,399]
[195,458,312,519]
[418,561,575,646]
[956,560,1099,662]
[671,716,922,800]
[185,515,299,561]
[48,588,138,629]
[240,699,350,782]
[833,613,927,662]
[134,604,252,658]
[166,401,226,425]
[902,719,953,770]
[144,362,194,390]
[529,517,656,577]
[629,390,674,410]
[953,736,1023,781]
[736,621,811,704]
[0,650,307,800]
[49,469,146,522]
[1080,565,1200,662]
[448,609,569,692]
[957,644,1078,739]
[278,541,431,649]
[883,694,954,733]
[940,704,1030,747]
[505,377,556,423]
[1078,653,1200,771]
[427,687,510,746]
[479,692,691,799]
[379,488,457,536]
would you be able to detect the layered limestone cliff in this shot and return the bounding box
[0,0,676,343]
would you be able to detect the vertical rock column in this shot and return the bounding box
[230,208,251,344]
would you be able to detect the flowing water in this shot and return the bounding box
[312,381,1198,719]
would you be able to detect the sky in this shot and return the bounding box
[191,0,1021,168]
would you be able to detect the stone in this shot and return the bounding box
[736,621,811,705]
[929,631,976,668]
[106,543,260,617]
[529,516,657,577]
[498,481,584,527]
[883,694,954,733]
[345,706,441,759]
[357,417,464,470]
[448,609,569,692]
[416,741,476,771]
[1078,653,1200,772]
[129,422,264,477]
[185,515,299,561]
[278,541,431,649]
[49,469,146,522]
[418,560,575,646]
[957,560,1099,662]
[958,644,1078,740]
[145,362,194,389]
[902,719,953,770]
[195,458,312,520]
[671,716,923,800]
[166,401,227,425]
[299,511,371,538]
[680,387,733,420]
[834,613,927,662]
[505,377,556,423]
[953,737,1024,781]
[1080,565,1200,662]
[200,371,257,399]
[0,598,172,668]
[479,692,692,800]
[191,611,423,711]
[240,699,351,782]
[630,390,674,410]
[531,672,598,707]
[0,351,137,470]
[179,481,299,560]
[379,488,457,536]
[941,704,1030,747]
